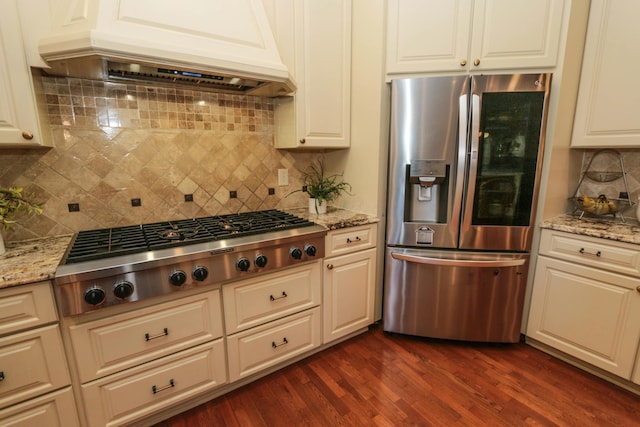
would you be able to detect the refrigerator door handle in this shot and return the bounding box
[451,93,469,227]
[390,252,525,268]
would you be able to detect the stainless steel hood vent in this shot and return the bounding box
[106,62,266,93]
[38,0,295,97]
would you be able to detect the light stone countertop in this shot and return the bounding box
[0,234,73,289]
[540,214,640,245]
[286,207,380,230]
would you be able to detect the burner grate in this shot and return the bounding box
[63,210,315,264]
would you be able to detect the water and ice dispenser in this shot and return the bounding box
[407,160,449,223]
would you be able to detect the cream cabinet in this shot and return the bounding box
[224,262,322,382]
[264,0,352,149]
[0,0,51,148]
[386,0,564,77]
[571,0,640,147]
[323,223,377,344]
[0,282,78,427]
[527,229,640,380]
[67,289,226,427]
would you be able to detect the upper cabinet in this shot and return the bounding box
[571,0,640,148]
[0,0,52,148]
[386,0,564,78]
[264,0,352,149]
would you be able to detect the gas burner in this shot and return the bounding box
[159,227,199,241]
[219,220,252,233]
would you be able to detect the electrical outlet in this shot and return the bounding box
[278,169,288,186]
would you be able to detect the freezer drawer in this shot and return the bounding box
[383,248,529,343]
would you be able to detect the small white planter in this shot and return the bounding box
[309,198,327,214]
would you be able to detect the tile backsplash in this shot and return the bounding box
[0,76,314,241]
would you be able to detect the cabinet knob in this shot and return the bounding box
[460,59,467,66]
[299,138,306,144]
[21,130,34,140]
[327,264,333,270]
[636,286,640,293]
[473,58,481,66]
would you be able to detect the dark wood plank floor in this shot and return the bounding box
[154,324,640,426]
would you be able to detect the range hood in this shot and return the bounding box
[38,0,295,97]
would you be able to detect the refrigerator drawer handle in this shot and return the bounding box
[391,252,525,268]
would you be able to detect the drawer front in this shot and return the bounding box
[0,387,79,427]
[81,339,226,427]
[70,289,223,383]
[0,282,57,336]
[539,229,640,277]
[325,223,378,257]
[223,262,321,334]
[0,325,70,409]
[227,307,321,382]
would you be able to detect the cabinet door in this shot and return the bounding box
[386,0,472,75]
[323,248,376,344]
[470,0,564,71]
[0,387,79,427]
[270,0,351,149]
[386,0,563,77]
[527,256,640,379]
[0,325,71,410]
[571,0,640,147]
[0,0,51,148]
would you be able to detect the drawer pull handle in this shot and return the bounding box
[636,286,640,293]
[579,248,601,257]
[145,327,169,341]
[327,263,334,270]
[346,236,361,244]
[272,337,288,349]
[270,291,288,301]
[0,371,4,381]
[152,379,175,394]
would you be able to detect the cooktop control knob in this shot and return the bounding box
[85,287,106,306]
[304,244,317,257]
[113,281,134,299]
[237,257,251,272]
[290,247,303,260]
[169,270,187,286]
[192,266,208,281]
[255,254,268,268]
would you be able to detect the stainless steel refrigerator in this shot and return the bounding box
[384,74,551,343]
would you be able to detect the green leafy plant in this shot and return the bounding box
[288,160,352,210]
[0,187,43,230]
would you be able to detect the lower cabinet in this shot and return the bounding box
[81,340,226,427]
[323,248,376,343]
[224,262,322,382]
[0,282,79,427]
[527,229,640,382]
[67,289,227,427]
[323,224,378,344]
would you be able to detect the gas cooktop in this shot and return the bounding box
[54,209,327,316]
[63,209,315,264]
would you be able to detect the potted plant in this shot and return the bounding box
[0,187,43,255]
[289,160,352,214]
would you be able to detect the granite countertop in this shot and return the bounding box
[540,213,640,245]
[286,207,379,230]
[0,234,73,289]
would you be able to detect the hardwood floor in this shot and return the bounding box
[154,324,640,426]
